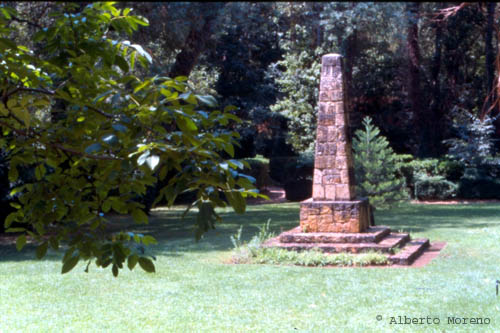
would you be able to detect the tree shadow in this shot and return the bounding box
[0,204,300,261]
[376,203,500,233]
[2,203,496,261]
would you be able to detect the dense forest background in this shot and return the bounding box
[3,2,500,208]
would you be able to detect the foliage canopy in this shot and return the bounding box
[0,2,262,276]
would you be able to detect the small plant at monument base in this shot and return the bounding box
[230,219,275,264]
[250,248,388,267]
[230,223,389,266]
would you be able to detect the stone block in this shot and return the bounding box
[327,103,336,114]
[325,185,336,199]
[316,126,327,142]
[331,90,343,101]
[312,185,324,199]
[340,169,349,183]
[321,65,333,76]
[323,173,341,185]
[316,143,326,156]
[326,156,336,169]
[322,54,341,66]
[336,112,345,126]
[336,184,352,200]
[335,155,347,169]
[299,198,370,233]
[320,205,333,215]
[318,114,335,126]
[315,156,327,169]
[336,142,347,156]
[319,102,327,114]
[336,101,344,113]
[313,169,323,184]
[327,126,338,141]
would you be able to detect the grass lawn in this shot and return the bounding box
[1,202,500,332]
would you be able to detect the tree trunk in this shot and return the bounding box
[343,31,358,128]
[167,4,223,78]
[406,3,425,156]
[428,7,444,156]
[484,2,496,116]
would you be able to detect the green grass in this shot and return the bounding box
[1,202,500,332]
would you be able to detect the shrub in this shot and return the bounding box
[437,159,465,182]
[353,117,409,208]
[242,157,273,191]
[458,165,500,199]
[269,152,313,201]
[443,110,496,166]
[397,157,465,199]
[247,248,388,267]
[233,127,257,159]
[414,175,458,200]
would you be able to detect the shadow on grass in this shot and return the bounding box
[376,203,500,233]
[2,203,498,261]
[126,204,300,256]
[0,203,300,261]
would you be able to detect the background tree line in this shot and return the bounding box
[10,2,498,157]
[2,2,500,272]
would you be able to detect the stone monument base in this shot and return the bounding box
[299,198,371,233]
[262,226,430,265]
[263,196,431,265]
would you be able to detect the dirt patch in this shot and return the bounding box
[247,186,287,205]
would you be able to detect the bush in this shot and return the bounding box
[458,165,500,199]
[397,157,465,198]
[283,179,312,201]
[437,160,465,182]
[443,110,496,166]
[233,127,257,159]
[414,175,458,200]
[353,117,408,208]
[269,152,313,201]
[242,157,273,190]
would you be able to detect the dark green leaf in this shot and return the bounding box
[225,191,246,214]
[138,257,155,273]
[36,242,48,259]
[4,213,17,228]
[16,234,26,251]
[132,208,148,224]
[61,255,80,274]
[112,123,127,132]
[127,254,138,270]
[142,235,157,246]
[115,55,129,72]
[85,143,102,154]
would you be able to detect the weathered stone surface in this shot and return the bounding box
[279,226,390,244]
[263,232,410,254]
[388,238,430,265]
[299,198,371,233]
[313,54,355,200]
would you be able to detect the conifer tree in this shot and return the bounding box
[352,117,408,208]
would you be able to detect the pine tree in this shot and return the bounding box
[352,117,408,208]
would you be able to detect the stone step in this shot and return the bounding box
[388,238,430,265]
[279,226,391,244]
[263,232,409,254]
[377,232,410,249]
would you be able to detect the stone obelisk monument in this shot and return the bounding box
[263,54,432,266]
[299,54,371,233]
